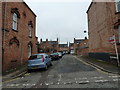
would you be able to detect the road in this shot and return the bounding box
[2,55,120,89]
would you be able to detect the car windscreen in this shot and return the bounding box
[29,55,43,60]
[54,53,58,55]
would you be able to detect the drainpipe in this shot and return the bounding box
[2,1,7,71]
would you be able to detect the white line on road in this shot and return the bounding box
[58,74,62,82]
[78,80,90,84]
[95,80,108,83]
[92,77,104,79]
[48,75,54,77]
[45,82,49,86]
[109,76,120,78]
[79,77,87,80]
[113,79,120,81]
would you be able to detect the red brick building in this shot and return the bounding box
[77,39,89,55]
[39,38,59,54]
[73,38,85,54]
[59,43,69,53]
[2,2,38,72]
[87,1,120,61]
[0,1,2,72]
[69,42,74,54]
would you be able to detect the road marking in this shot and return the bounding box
[92,77,103,79]
[79,77,87,80]
[45,82,49,86]
[78,80,90,84]
[57,82,60,85]
[63,82,67,85]
[109,75,120,78]
[50,82,54,85]
[113,79,120,81]
[24,73,30,76]
[95,80,108,83]
[3,77,20,84]
[74,56,118,75]
[40,83,43,85]
[7,83,20,87]
[58,74,62,82]
[48,75,54,77]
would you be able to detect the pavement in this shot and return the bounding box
[76,55,120,75]
[2,65,27,82]
[2,54,120,83]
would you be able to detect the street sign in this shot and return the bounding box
[109,35,115,44]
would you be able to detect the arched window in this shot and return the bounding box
[12,13,17,30]
[28,21,33,37]
[28,44,32,58]
[28,42,32,58]
[28,24,32,37]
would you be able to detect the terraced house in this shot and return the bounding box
[2,1,38,72]
[87,1,120,63]
[39,38,59,54]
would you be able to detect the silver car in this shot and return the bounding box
[27,53,52,72]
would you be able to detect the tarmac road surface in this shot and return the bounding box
[2,55,120,89]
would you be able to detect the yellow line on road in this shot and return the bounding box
[74,56,119,76]
[1,73,30,84]
[24,73,30,76]
[2,77,20,84]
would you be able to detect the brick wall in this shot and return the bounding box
[87,2,119,54]
[77,39,89,55]
[87,2,120,62]
[39,39,59,54]
[0,1,2,73]
[2,2,38,71]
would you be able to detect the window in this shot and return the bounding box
[84,43,87,47]
[12,13,17,30]
[28,25,32,37]
[116,0,120,12]
[28,44,32,58]
[29,55,42,60]
[118,25,120,43]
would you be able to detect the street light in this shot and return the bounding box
[84,30,89,39]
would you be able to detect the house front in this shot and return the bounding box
[2,1,38,72]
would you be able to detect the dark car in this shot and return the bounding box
[57,52,63,58]
[50,53,59,60]
[27,53,52,72]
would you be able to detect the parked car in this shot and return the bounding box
[50,53,59,60]
[57,52,62,58]
[27,53,52,72]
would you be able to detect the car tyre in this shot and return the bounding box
[27,69,31,73]
[50,62,53,66]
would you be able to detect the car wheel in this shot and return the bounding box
[50,62,53,66]
[27,69,31,73]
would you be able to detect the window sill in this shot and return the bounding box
[12,29,18,32]
[115,11,120,14]
[117,43,120,45]
[2,28,9,32]
[29,36,32,38]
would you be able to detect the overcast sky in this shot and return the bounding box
[25,0,92,43]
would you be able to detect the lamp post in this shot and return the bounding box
[84,30,88,39]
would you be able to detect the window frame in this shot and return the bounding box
[12,13,18,30]
[116,0,120,12]
[28,24,32,37]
